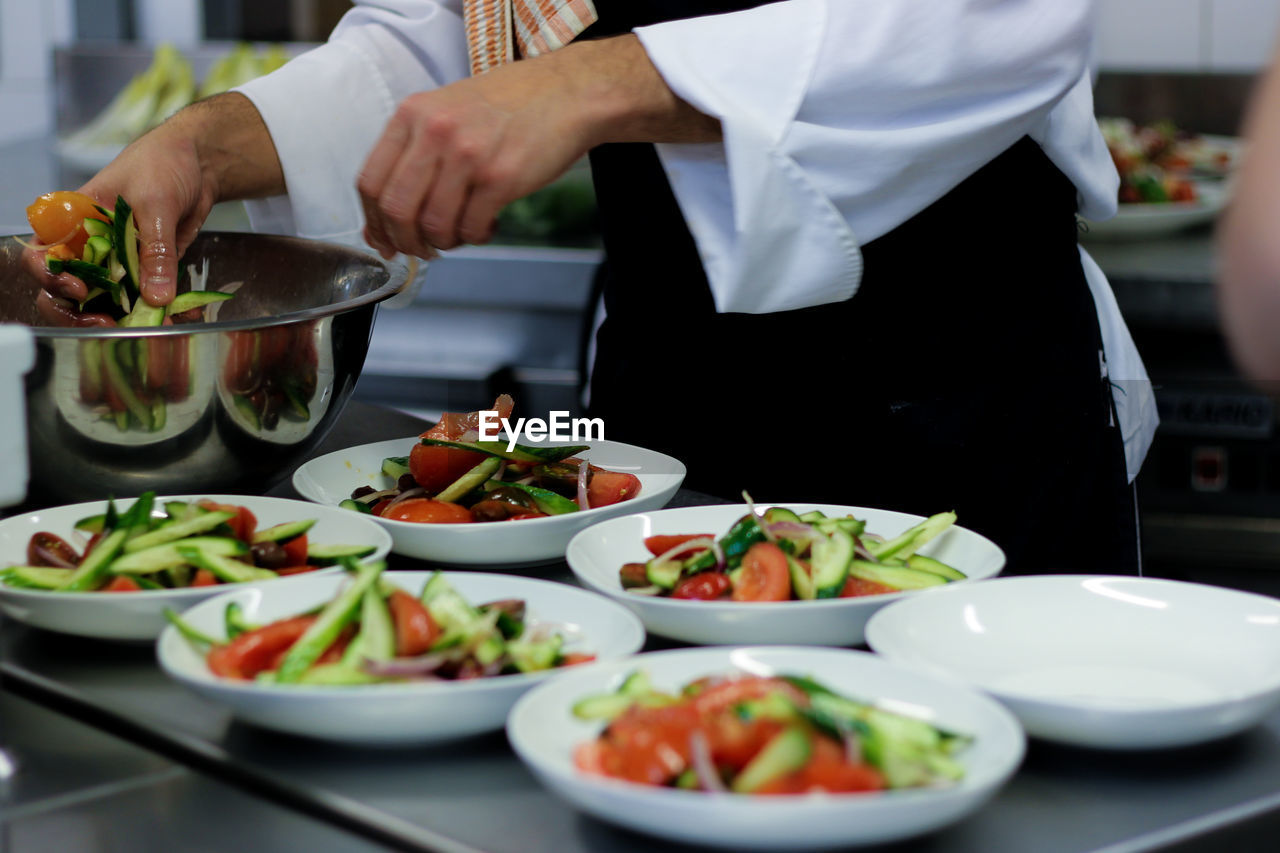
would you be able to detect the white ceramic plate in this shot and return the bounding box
[292,436,685,565]
[1082,180,1229,240]
[0,494,392,641]
[865,575,1280,749]
[157,570,645,745]
[508,646,1024,850]
[566,504,1005,646]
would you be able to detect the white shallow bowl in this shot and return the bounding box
[566,504,1005,646]
[157,570,645,745]
[0,494,392,641]
[508,646,1025,850]
[292,436,685,565]
[1082,180,1228,240]
[865,575,1280,749]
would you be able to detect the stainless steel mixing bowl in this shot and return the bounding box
[0,232,409,503]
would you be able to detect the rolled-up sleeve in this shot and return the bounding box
[636,0,1104,314]
[234,0,469,245]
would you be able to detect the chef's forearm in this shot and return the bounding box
[176,92,287,201]
[566,35,722,146]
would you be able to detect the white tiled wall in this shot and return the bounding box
[1097,0,1280,71]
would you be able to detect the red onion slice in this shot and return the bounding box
[383,487,427,512]
[740,491,776,543]
[360,653,452,677]
[356,488,400,505]
[577,460,591,510]
[853,540,880,563]
[688,731,726,792]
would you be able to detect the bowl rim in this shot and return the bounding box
[864,573,1280,716]
[12,232,411,338]
[292,435,688,530]
[565,502,1006,611]
[0,492,393,599]
[155,569,648,696]
[507,645,1027,801]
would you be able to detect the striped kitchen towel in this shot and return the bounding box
[464,0,599,75]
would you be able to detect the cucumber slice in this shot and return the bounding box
[620,671,653,696]
[164,607,221,648]
[275,560,385,683]
[339,498,372,514]
[74,512,107,534]
[786,554,815,600]
[82,217,112,238]
[175,545,277,584]
[731,727,812,793]
[306,543,377,566]
[110,536,247,575]
[762,507,802,525]
[847,560,948,591]
[167,290,232,314]
[123,510,236,553]
[797,510,827,523]
[495,479,580,515]
[419,437,588,465]
[252,519,316,544]
[812,529,854,598]
[225,601,259,639]
[507,634,562,673]
[295,663,381,685]
[436,456,502,503]
[645,557,683,590]
[866,512,957,561]
[572,693,636,720]
[358,587,396,661]
[381,456,411,480]
[114,195,142,295]
[3,566,73,590]
[58,528,129,591]
[906,554,966,581]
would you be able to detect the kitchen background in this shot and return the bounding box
[2,0,1279,585]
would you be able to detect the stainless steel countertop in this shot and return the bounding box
[2,402,1279,853]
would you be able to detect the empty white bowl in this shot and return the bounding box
[157,570,645,745]
[566,503,1005,646]
[865,575,1280,749]
[507,645,1024,850]
[292,436,686,564]
[0,494,391,641]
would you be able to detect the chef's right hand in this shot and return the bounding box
[30,107,225,326]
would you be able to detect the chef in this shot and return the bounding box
[39,0,1156,574]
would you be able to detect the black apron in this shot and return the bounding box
[582,2,1138,575]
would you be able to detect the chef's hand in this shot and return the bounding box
[358,34,721,258]
[31,93,284,325]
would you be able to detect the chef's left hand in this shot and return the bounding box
[357,35,721,259]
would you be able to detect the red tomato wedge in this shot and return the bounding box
[643,534,713,558]
[191,570,218,587]
[207,616,315,680]
[388,589,439,656]
[409,443,489,493]
[102,576,142,592]
[840,577,897,598]
[587,471,641,508]
[672,572,731,600]
[26,191,109,256]
[381,498,473,524]
[280,534,308,566]
[198,501,257,542]
[411,394,515,491]
[731,542,792,602]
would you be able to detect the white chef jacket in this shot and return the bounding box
[236,0,1157,481]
